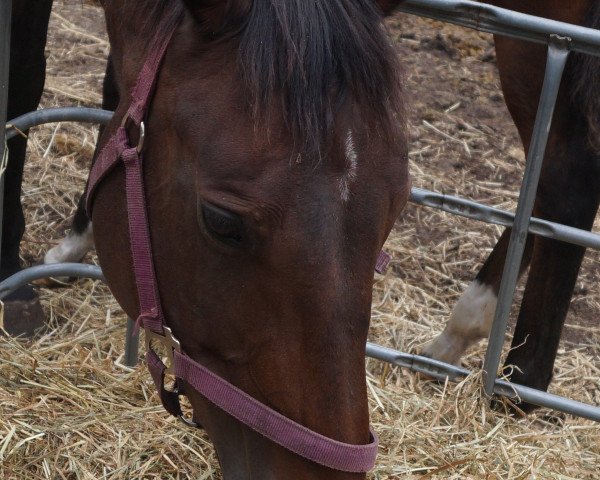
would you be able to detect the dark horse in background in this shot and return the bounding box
[3,0,600,477]
[422,0,600,403]
[3,0,116,333]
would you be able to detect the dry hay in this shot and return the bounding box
[2,2,599,479]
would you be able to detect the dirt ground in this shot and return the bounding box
[1,2,599,479]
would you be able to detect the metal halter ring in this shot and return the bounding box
[178,413,199,429]
[172,383,200,429]
[121,114,146,153]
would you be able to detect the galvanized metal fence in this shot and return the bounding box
[0,0,599,421]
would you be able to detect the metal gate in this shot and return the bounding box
[1,0,599,421]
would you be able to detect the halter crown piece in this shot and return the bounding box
[87,14,378,473]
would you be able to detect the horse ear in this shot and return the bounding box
[375,0,405,16]
[182,0,251,35]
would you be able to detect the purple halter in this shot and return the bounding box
[87,13,379,473]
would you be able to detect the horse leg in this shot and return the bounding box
[423,1,597,372]
[422,231,534,365]
[506,129,599,407]
[421,7,547,365]
[426,3,600,411]
[43,57,118,270]
[493,3,600,408]
[2,0,53,336]
[42,193,94,266]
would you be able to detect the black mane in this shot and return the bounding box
[145,0,403,155]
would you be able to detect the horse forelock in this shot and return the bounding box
[139,0,404,157]
[240,0,404,157]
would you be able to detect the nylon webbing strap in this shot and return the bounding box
[375,250,391,274]
[86,127,128,214]
[125,17,179,126]
[86,10,180,216]
[122,147,163,333]
[173,350,379,472]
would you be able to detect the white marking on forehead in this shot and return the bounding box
[339,129,358,202]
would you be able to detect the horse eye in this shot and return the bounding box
[201,203,245,246]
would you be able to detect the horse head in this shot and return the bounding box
[93,1,409,478]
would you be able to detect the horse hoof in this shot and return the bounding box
[1,286,47,337]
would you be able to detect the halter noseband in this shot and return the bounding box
[86,13,379,473]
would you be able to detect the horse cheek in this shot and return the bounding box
[92,167,139,319]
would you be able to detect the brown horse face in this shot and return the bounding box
[94,1,409,478]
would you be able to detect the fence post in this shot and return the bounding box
[124,317,140,367]
[482,35,572,396]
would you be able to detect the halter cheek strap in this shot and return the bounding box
[86,13,379,473]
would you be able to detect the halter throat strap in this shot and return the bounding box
[86,13,378,473]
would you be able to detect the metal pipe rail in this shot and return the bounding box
[410,188,600,251]
[400,0,600,57]
[0,263,104,299]
[6,107,113,140]
[366,343,600,422]
[0,263,140,367]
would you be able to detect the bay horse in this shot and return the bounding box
[7,0,409,478]
[3,0,599,476]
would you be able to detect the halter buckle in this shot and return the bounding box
[145,326,181,375]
